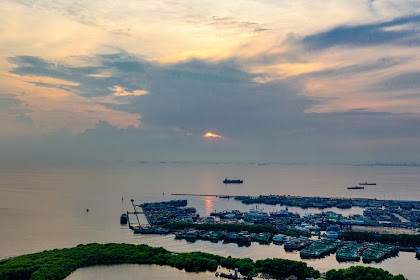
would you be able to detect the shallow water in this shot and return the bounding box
[65,264,217,280]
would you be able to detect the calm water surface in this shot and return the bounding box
[1,163,420,279]
[65,264,217,280]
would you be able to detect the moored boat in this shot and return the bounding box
[175,230,198,240]
[133,225,155,234]
[273,234,289,243]
[224,231,251,242]
[336,243,366,261]
[154,227,169,234]
[250,232,271,243]
[120,213,128,224]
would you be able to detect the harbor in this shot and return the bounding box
[122,196,420,265]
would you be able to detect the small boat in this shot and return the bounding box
[120,213,128,224]
[223,178,243,184]
[359,182,376,185]
[348,186,364,189]
[326,231,339,238]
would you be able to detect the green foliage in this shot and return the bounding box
[0,243,405,280]
[256,258,320,279]
[326,266,407,280]
[339,231,420,247]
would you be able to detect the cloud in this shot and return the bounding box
[376,71,420,91]
[0,94,34,128]
[8,54,149,98]
[299,57,407,78]
[6,52,420,163]
[8,53,314,138]
[301,14,420,50]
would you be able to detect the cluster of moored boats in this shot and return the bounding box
[124,199,418,263]
[300,239,340,258]
[140,200,198,225]
[360,243,399,262]
[131,226,402,262]
[173,230,271,244]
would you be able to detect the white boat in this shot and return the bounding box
[326,231,339,238]
[273,234,289,242]
[245,208,269,218]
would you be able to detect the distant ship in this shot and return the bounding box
[223,178,243,184]
[348,186,365,190]
[359,182,376,185]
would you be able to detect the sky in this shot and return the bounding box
[0,0,420,164]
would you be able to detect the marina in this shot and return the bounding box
[123,196,420,267]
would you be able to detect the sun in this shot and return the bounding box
[203,132,222,138]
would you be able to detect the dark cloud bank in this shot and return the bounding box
[3,50,420,164]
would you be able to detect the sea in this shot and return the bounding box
[1,162,420,279]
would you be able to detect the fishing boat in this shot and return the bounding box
[272,234,289,243]
[250,232,271,243]
[133,225,155,234]
[224,231,251,242]
[175,230,198,240]
[154,227,169,234]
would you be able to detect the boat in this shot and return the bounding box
[223,178,243,184]
[300,239,340,259]
[175,230,198,240]
[347,186,364,189]
[153,227,169,234]
[272,234,289,243]
[224,231,251,242]
[336,243,366,261]
[362,243,398,262]
[250,232,271,243]
[284,237,311,251]
[359,182,376,185]
[133,225,155,234]
[120,213,128,224]
[326,231,339,238]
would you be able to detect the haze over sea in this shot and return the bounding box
[1,162,420,279]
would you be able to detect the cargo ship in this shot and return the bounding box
[348,186,364,189]
[359,182,376,185]
[223,178,243,184]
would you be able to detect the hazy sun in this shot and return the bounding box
[204,132,222,138]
